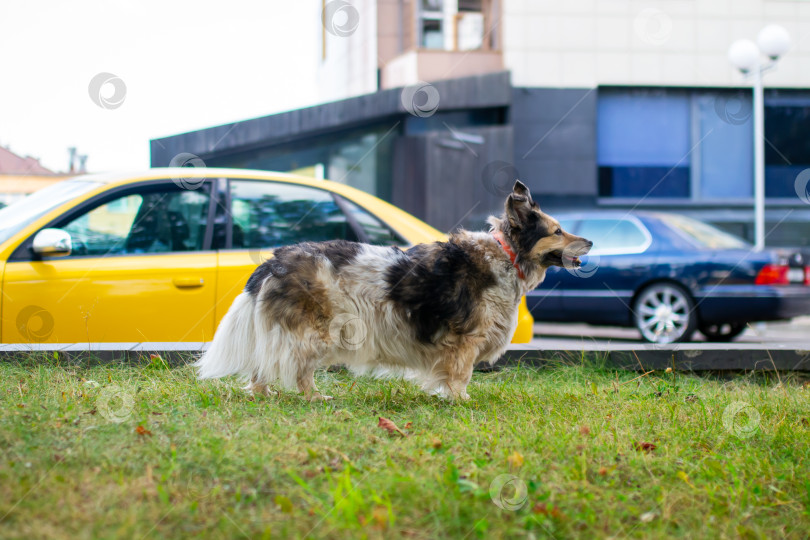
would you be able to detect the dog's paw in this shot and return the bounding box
[304,392,334,402]
[247,383,278,397]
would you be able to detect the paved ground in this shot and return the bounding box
[530,316,810,348]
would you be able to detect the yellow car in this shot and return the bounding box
[0,169,534,344]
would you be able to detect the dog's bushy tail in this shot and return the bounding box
[195,292,256,379]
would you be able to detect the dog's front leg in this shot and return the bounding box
[246,375,278,397]
[440,341,481,401]
[296,363,333,402]
[447,375,472,401]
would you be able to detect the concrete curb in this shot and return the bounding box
[499,344,810,371]
[1,342,809,371]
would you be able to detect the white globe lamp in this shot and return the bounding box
[757,24,790,60]
[728,39,760,72]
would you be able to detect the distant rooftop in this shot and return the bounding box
[0,146,55,175]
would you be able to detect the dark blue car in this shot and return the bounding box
[528,211,810,343]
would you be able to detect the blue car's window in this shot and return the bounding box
[657,214,750,249]
[578,219,648,253]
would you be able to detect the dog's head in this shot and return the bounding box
[500,180,593,268]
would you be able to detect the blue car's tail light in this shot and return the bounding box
[755,264,807,286]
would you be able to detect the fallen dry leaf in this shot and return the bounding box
[579,425,590,436]
[633,441,656,452]
[533,503,565,520]
[135,425,152,437]
[403,421,413,430]
[507,450,524,469]
[377,417,407,437]
[371,505,389,529]
[431,438,443,449]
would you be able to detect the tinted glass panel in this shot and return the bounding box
[599,166,689,198]
[697,92,753,199]
[229,181,357,248]
[208,123,397,203]
[61,188,210,256]
[577,219,648,252]
[598,90,691,198]
[765,95,810,197]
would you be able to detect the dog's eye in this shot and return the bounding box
[555,229,562,236]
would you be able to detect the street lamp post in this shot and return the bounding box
[728,24,790,251]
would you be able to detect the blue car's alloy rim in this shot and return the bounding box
[634,284,692,343]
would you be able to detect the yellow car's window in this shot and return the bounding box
[229,180,357,248]
[340,198,409,246]
[61,189,210,256]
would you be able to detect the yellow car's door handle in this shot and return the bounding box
[173,277,205,289]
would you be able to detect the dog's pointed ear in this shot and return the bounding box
[513,180,532,201]
[505,180,534,227]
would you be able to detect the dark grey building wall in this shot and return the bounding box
[510,87,598,204]
[392,125,513,231]
[150,71,513,168]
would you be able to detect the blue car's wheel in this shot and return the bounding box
[633,283,697,343]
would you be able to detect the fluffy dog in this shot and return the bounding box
[195,181,592,400]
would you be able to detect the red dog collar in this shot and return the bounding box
[492,232,525,280]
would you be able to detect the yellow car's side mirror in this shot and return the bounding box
[32,228,72,257]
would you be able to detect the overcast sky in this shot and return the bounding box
[0,0,320,173]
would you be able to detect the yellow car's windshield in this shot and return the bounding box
[0,180,102,246]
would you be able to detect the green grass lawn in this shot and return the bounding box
[1,354,809,539]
